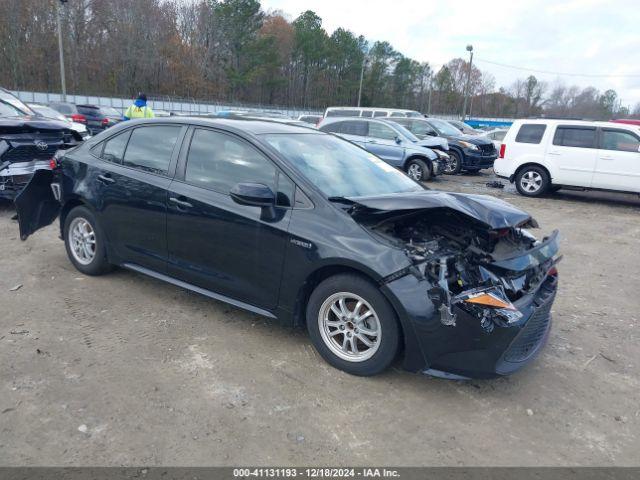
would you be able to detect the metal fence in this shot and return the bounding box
[11,90,324,118]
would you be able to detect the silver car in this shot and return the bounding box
[318,117,446,181]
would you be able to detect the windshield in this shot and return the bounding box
[389,122,420,142]
[29,104,67,121]
[0,101,24,117]
[428,119,461,136]
[101,106,121,116]
[262,133,423,198]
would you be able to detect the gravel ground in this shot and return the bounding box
[0,171,638,466]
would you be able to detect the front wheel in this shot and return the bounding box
[515,166,550,197]
[406,158,431,182]
[64,206,112,276]
[443,150,462,174]
[306,274,400,376]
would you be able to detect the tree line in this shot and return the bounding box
[1,0,637,119]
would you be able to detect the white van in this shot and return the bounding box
[324,107,423,119]
[494,119,640,196]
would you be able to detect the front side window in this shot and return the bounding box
[185,129,276,194]
[515,124,547,144]
[123,125,181,174]
[410,121,436,137]
[553,126,596,149]
[368,122,397,140]
[101,130,132,164]
[601,130,640,152]
[262,133,423,198]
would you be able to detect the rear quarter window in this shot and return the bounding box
[515,124,547,144]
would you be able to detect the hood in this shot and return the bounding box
[345,190,537,230]
[0,116,75,132]
[416,137,448,150]
[448,132,493,146]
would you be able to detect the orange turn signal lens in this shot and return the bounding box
[464,293,515,310]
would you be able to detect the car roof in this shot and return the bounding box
[110,117,322,135]
[511,118,639,129]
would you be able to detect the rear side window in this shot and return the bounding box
[185,129,276,195]
[340,121,368,136]
[389,112,405,117]
[361,110,373,118]
[123,126,181,175]
[320,122,342,134]
[601,129,640,152]
[373,111,387,117]
[553,126,596,149]
[515,124,546,144]
[101,130,131,164]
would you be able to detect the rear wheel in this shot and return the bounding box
[63,206,112,276]
[306,274,400,376]
[443,150,462,174]
[515,166,550,197]
[406,158,431,182]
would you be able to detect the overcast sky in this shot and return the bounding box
[260,0,640,107]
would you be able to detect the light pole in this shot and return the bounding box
[357,54,367,107]
[461,44,473,120]
[56,0,68,101]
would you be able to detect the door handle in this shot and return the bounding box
[547,152,561,156]
[169,196,193,209]
[599,156,614,161]
[97,174,115,184]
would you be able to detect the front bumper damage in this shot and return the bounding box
[347,190,561,379]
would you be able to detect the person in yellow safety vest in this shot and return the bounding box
[124,93,155,120]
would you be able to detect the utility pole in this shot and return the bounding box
[427,73,433,116]
[461,44,473,120]
[357,55,367,107]
[56,0,68,101]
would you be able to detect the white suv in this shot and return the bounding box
[494,119,640,197]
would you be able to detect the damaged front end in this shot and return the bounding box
[347,191,561,378]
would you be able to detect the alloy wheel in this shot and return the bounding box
[520,170,543,193]
[318,292,381,362]
[407,163,423,181]
[69,217,96,265]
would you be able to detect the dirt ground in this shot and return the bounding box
[0,171,639,467]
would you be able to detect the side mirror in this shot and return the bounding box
[427,130,437,137]
[230,182,275,207]
[394,136,402,144]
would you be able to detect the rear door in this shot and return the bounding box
[166,127,293,309]
[547,125,598,187]
[92,124,185,272]
[592,128,640,192]
[365,122,404,167]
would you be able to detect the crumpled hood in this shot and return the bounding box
[0,116,74,132]
[416,137,448,150]
[346,190,537,230]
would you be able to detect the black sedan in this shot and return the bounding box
[392,117,498,174]
[16,118,560,379]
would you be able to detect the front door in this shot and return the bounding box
[592,128,640,192]
[92,125,184,272]
[547,125,598,187]
[166,128,293,310]
[364,122,405,168]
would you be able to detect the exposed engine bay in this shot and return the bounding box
[358,207,560,331]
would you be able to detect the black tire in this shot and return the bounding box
[63,206,112,276]
[306,274,400,376]
[515,165,550,197]
[444,150,462,175]
[406,158,432,182]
